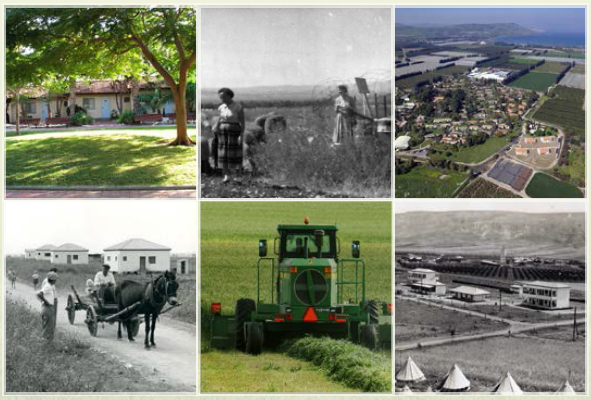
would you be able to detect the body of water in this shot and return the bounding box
[495,32,585,47]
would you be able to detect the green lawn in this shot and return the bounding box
[6,129,196,186]
[525,172,583,198]
[509,72,558,92]
[5,125,195,138]
[395,165,467,198]
[432,136,509,164]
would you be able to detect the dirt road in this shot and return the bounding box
[7,281,196,393]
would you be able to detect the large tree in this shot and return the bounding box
[6,7,196,146]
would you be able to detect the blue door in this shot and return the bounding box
[164,101,175,115]
[41,103,49,122]
[101,98,110,118]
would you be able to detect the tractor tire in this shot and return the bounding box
[245,321,264,355]
[363,299,380,325]
[235,298,256,352]
[360,324,378,350]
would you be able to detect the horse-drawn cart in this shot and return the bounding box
[65,285,141,338]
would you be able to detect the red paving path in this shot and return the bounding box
[6,189,196,199]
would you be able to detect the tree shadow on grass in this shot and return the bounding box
[6,134,196,186]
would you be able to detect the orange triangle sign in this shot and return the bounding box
[302,307,318,322]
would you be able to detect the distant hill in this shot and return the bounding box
[396,22,535,40]
[396,211,585,260]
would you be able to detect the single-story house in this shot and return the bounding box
[172,255,196,275]
[51,243,89,265]
[515,148,529,156]
[35,244,57,261]
[522,281,570,310]
[450,285,490,302]
[7,79,176,123]
[25,249,37,259]
[103,238,171,274]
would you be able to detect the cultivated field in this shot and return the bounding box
[395,165,467,198]
[525,172,583,198]
[200,202,391,392]
[431,136,510,164]
[396,335,585,392]
[457,178,519,198]
[570,63,586,74]
[508,72,558,92]
[532,61,570,74]
[396,66,470,89]
[559,73,585,90]
[533,86,585,136]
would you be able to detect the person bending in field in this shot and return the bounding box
[37,272,58,341]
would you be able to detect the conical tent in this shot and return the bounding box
[555,380,576,394]
[492,372,523,395]
[437,363,471,392]
[396,356,426,382]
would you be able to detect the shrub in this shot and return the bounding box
[71,111,93,126]
[117,110,136,125]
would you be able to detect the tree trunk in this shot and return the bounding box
[130,79,140,115]
[168,81,194,146]
[14,89,20,136]
[68,81,77,115]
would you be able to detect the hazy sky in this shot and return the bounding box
[201,8,391,88]
[396,8,585,33]
[4,201,197,254]
[395,201,585,214]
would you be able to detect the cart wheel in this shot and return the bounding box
[66,295,76,325]
[360,324,378,350]
[245,321,263,355]
[86,305,98,337]
[128,317,141,338]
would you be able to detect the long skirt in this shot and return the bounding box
[41,304,56,341]
[217,122,243,171]
[333,113,354,144]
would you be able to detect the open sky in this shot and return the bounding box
[4,201,197,255]
[200,7,391,88]
[396,8,585,33]
[395,201,585,214]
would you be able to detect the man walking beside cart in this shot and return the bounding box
[37,271,58,341]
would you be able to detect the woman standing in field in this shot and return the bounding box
[214,88,245,183]
[333,85,357,144]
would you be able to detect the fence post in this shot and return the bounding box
[383,95,388,117]
[374,93,379,119]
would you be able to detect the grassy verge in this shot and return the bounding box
[286,337,391,392]
[396,335,585,392]
[200,348,357,392]
[5,298,175,392]
[6,131,196,187]
[395,165,466,198]
[525,172,583,198]
[6,126,197,138]
[6,257,196,325]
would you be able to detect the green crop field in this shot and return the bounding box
[395,165,466,198]
[525,172,583,198]
[200,202,391,392]
[544,51,585,60]
[457,178,520,198]
[533,86,585,134]
[508,72,558,92]
[396,66,470,89]
[396,335,585,392]
[533,61,570,74]
[510,58,539,64]
[570,63,585,74]
[431,136,509,164]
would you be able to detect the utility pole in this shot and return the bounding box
[572,307,577,342]
[499,289,502,311]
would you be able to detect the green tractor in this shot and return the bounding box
[209,220,391,355]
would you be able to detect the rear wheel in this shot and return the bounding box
[86,305,98,337]
[363,299,380,325]
[245,321,264,355]
[66,295,76,325]
[360,324,378,350]
[235,298,255,352]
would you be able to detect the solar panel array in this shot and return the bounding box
[488,159,533,191]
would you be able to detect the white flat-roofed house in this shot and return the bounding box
[450,285,490,302]
[522,281,570,310]
[51,243,89,265]
[35,244,57,261]
[103,238,171,274]
[408,268,447,296]
[25,249,37,259]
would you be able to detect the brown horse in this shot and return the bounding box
[116,271,179,349]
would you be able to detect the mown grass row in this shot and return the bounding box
[5,298,169,392]
[285,337,391,392]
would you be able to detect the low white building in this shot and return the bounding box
[408,268,447,295]
[103,238,171,274]
[25,249,37,259]
[51,243,89,265]
[450,285,490,302]
[35,244,57,261]
[522,281,570,310]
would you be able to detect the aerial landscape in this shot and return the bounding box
[395,202,586,394]
[395,8,585,198]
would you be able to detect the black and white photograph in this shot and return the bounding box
[3,201,197,393]
[200,7,392,198]
[395,201,586,394]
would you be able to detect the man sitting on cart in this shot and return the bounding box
[94,264,117,304]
